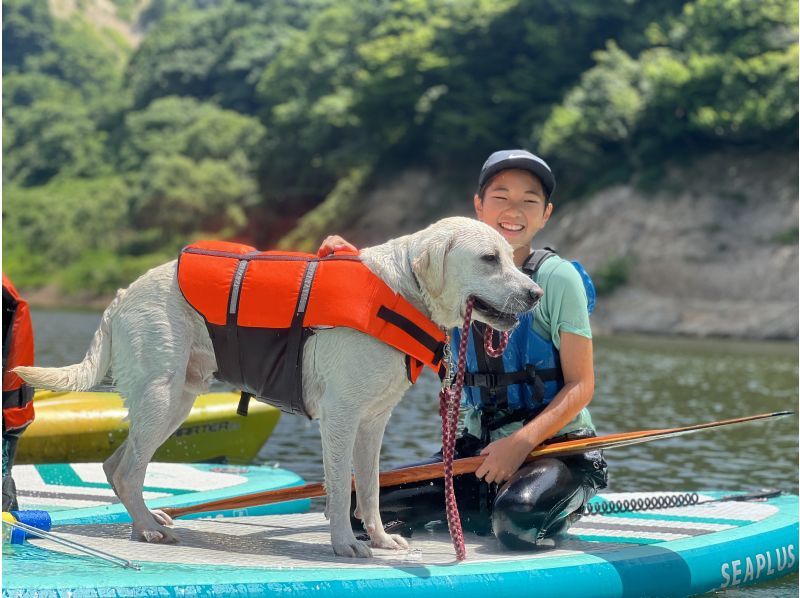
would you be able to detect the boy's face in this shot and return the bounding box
[473,169,552,252]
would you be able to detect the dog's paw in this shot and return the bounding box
[332,538,373,558]
[151,509,174,526]
[371,532,410,551]
[132,524,179,544]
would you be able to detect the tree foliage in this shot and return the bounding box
[2,0,796,296]
[539,0,798,191]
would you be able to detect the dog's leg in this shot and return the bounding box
[319,404,372,558]
[352,409,409,551]
[102,441,126,498]
[145,388,201,527]
[102,441,174,527]
[113,378,195,543]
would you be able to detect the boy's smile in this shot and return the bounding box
[498,222,525,232]
[474,169,552,265]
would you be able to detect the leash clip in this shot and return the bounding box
[441,331,455,391]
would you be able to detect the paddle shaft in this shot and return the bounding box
[4,519,141,570]
[161,410,792,519]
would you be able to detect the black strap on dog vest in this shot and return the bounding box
[282,260,318,416]
[236,260,318,418]
[228,259,251,415]
[237,391,254,417]
[376,306,445,365]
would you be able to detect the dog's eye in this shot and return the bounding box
[481,254,499,264]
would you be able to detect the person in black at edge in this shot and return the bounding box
[3,273,36,511]
[319,150,607,550]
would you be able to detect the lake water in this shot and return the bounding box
[27,308,800,596]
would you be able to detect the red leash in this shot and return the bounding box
[439,300,509,561]
[483,324,509,357]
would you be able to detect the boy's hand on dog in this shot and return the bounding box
[318,235,358,257]
[475,433,533,484]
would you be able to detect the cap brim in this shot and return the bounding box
[480,158,555,198]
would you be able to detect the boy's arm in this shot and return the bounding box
[475,332,594,484]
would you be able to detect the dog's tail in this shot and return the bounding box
[14,289,125,391]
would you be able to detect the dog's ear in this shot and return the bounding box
[412,238,451,298]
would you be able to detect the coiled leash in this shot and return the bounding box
[440,299,509,561]
[583,488,782,516]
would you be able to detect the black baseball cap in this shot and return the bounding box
[478,149,556,199]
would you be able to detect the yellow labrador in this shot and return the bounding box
[16,217,541,557]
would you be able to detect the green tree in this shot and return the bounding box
[116,95,265,179]
[538,0,798,193]
[2,0,56,73]
[4,100,109,186]
[3,178,130,287]
[126,0,325,112]
[3,2,128,186]
[129,153,258,239]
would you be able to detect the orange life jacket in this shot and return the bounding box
[177,241,446,417]
[2,273,35,433]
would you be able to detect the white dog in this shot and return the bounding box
[15,217,541,557]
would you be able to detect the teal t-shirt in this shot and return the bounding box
[463,253,595,441]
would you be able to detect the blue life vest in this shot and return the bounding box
[452,248,595,440]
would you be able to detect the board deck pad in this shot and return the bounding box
[4,492,797,597]
[13,462,310,524]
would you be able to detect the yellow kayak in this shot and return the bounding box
[16,390,281,465]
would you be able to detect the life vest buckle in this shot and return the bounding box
[472,372,499,388]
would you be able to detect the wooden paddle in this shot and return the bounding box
[161,410,792,520]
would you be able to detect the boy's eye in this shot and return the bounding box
[481,254,499,264]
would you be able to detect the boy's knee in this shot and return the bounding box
[491,458,586,550]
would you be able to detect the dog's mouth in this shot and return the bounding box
[470,296,519,330]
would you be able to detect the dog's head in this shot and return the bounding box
[410,217,542,330]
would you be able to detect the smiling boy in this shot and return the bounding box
[322,149,606,549]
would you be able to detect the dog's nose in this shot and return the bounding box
[529,286,543,305]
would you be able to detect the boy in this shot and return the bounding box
[320,150,606,549]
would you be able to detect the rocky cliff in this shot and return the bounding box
[344,149,798,340]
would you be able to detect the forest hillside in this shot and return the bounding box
[3,0,797,338]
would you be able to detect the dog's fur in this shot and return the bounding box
[15,217,541,557]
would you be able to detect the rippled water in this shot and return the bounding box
[28,309,800,595]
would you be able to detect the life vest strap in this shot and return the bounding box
[282,260,319,417]
[2,386,33,410]
[521,247,558,277]
[463,364,563,389]
[237,391,253,417]
[376,306,445,365]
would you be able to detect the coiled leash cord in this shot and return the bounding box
[584,489,782,516]
[439,302,509,561]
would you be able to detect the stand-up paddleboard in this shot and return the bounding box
[4,491,796,596]
[16,391,280,465]
[13,462,310,524]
